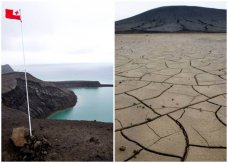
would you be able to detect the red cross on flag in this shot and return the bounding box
[5,9,21,20]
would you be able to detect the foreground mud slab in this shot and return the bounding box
[115,34,226,161]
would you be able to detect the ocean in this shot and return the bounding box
[12,63,113,122]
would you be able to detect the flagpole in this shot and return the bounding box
[19,9,32,136]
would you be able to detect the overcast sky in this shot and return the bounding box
[116,0,227,21]
[2,1,227,65]
[2,0,114,65]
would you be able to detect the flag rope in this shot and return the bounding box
[20,9,32,136]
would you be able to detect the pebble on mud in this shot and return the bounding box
[119,146,126,151]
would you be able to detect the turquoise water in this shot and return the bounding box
[12,63,113,122]
[48,87,113,122]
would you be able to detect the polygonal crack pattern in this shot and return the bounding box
[115,34,226,161]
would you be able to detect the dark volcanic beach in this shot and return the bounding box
[2,105,113,161]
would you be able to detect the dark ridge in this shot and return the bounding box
[51,81,113,88]
[116,6,226,33]
[2,72,77,118]
[2,64,14,74]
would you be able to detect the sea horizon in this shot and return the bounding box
[11,62,113,84]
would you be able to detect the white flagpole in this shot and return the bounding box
[19,9,32,136]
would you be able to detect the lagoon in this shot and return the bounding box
[12,63,113,122]
[48,87,113,122]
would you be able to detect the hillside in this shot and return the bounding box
[2,64,14,74]
[115,6,226,33]
[2,72,77,118]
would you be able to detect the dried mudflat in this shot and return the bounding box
[115,33,226,161]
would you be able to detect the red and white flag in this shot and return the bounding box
[5,9,21,20]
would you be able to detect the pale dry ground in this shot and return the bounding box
[115,34,226,161]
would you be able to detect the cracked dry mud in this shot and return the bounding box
[115,34,226,161]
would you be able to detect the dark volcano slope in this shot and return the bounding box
[2,64,14,74]
[2,72,77,118]
[115,6,226,33]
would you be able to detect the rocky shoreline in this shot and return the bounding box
[2,71,113,118]
[2,65,113,161]
[2,72,77,118]
[52,81,113,88]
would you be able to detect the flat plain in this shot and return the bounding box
[115,33,226,161]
